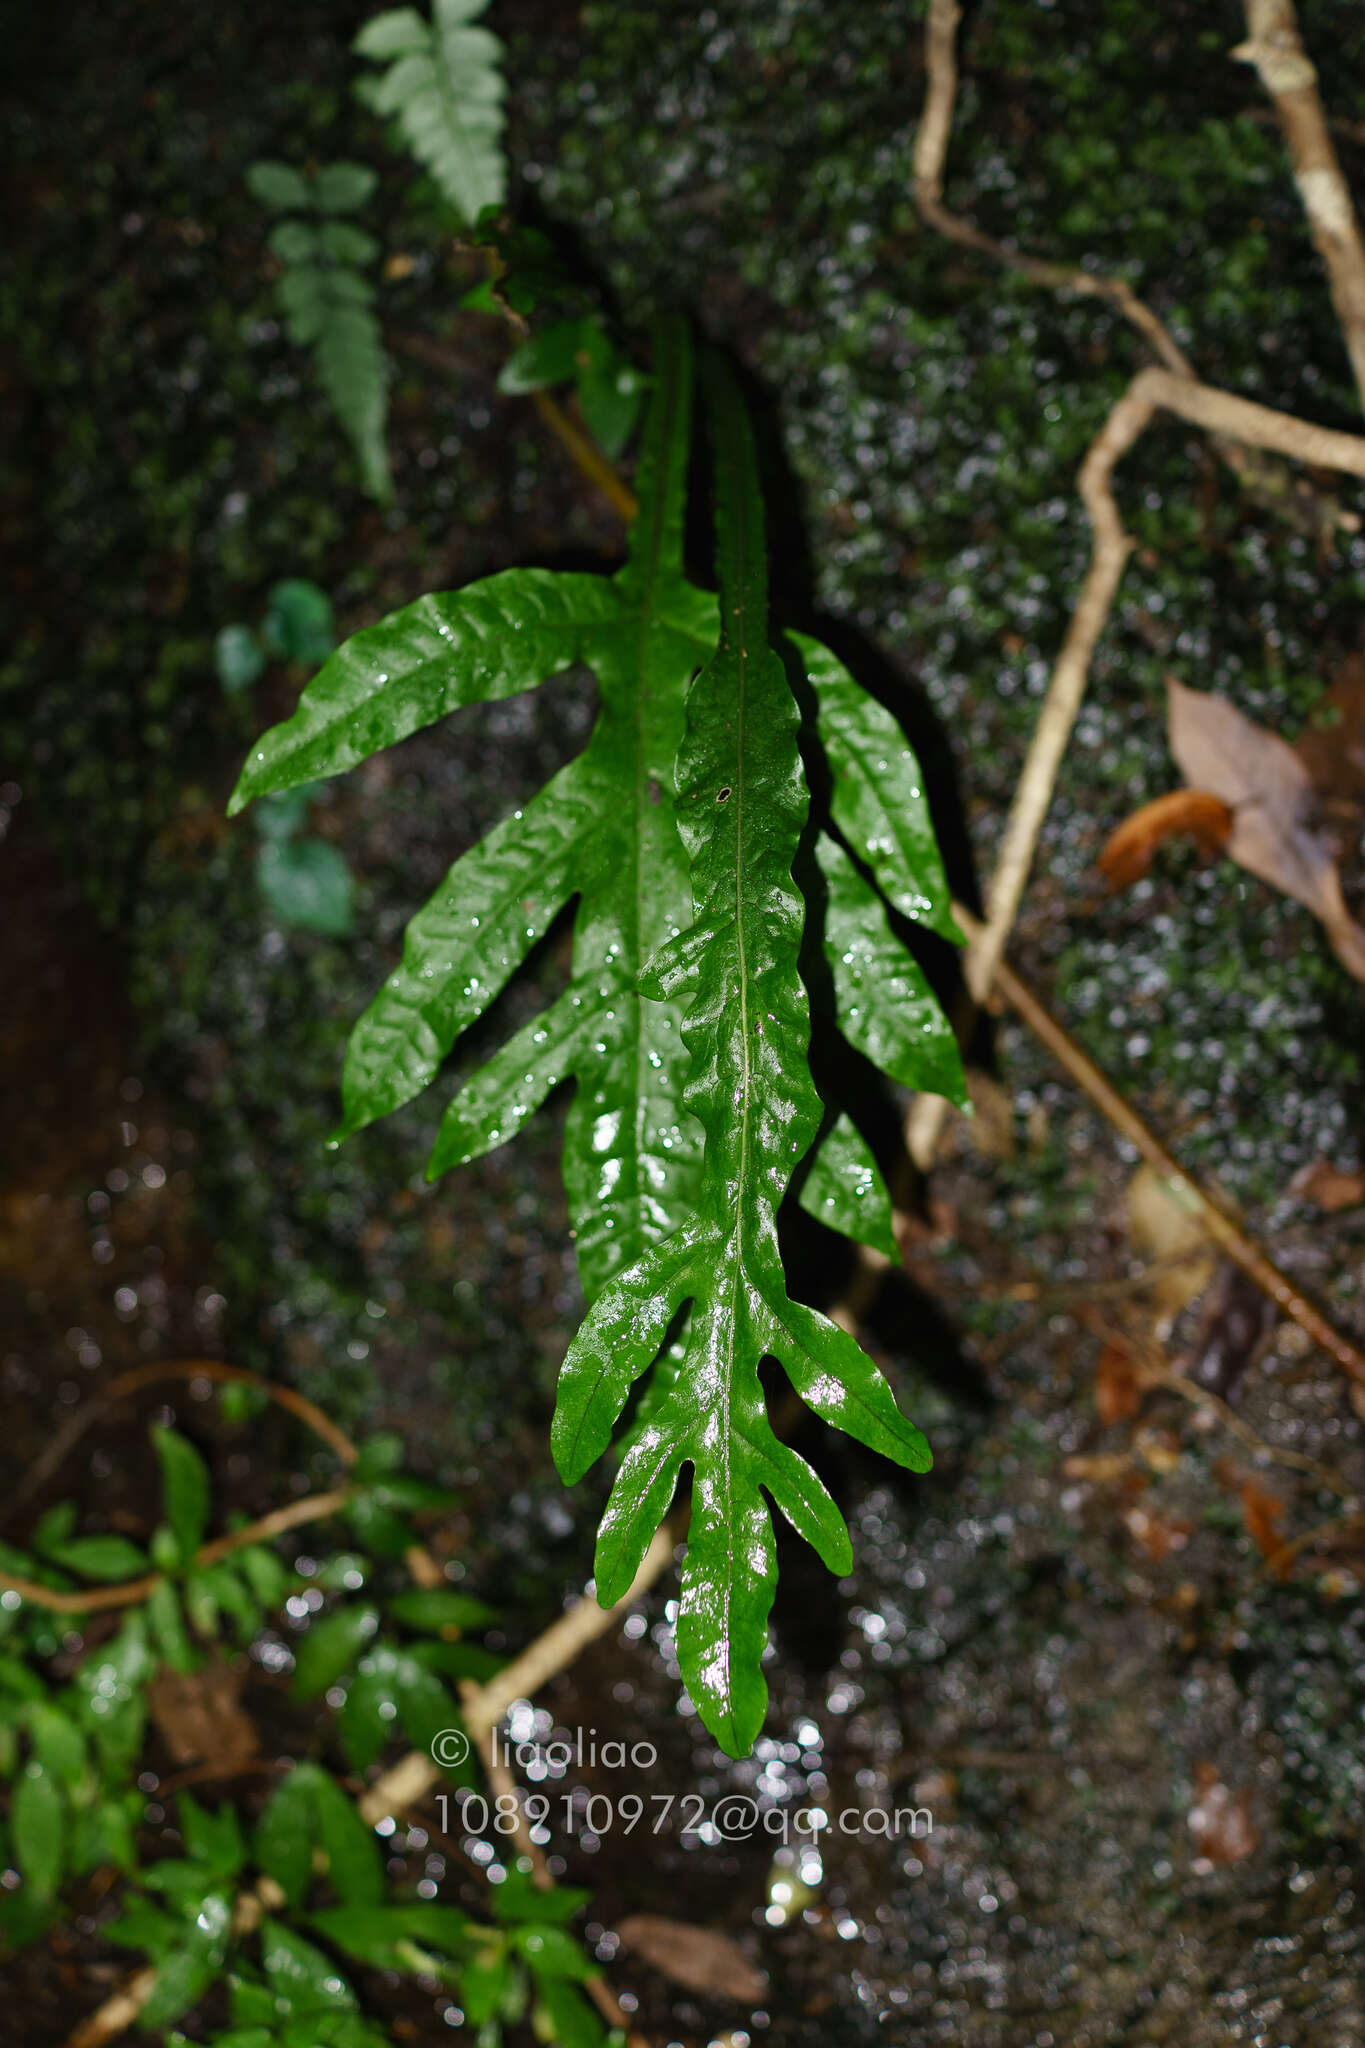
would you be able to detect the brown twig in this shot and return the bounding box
[1076,1301,1355,1499]
[908,368,1365,1166]
[358,1515,684,1826]
[63,1970,159,2048]
[913,0,1196,377]
[905,0,1365,1169]
[1234,0,1365,409]
[3,1358,357,1533]
[387,327,639,525]
[0,1489,353,1615]
[1260,1505,1365,1574]
[533,389,639,523]
[951,900,1365,1392]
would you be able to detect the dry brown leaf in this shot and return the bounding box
[1181,1260,1278,1400]
[1094,1339,1143,1426]
[1126,1163,1216,1319]
[1098,788,1234,890]
[615,1916,767,2004]
[1289,1157,1365,1212]
[148,1657,257,1769]
[1166,676,1365,983]
[1188,1761,1259,1865]
[1240,1479,1291,1576]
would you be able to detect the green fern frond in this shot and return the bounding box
[229,322,966,1753]
[354,0,507,226]
[247,160,392,502]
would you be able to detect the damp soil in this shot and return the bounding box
[5,0,1365,2042]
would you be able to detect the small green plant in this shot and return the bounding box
[214,581,356,933]
[0,1412,613,2043]
[498,316,649,459]
[230,320,966,1755]
[215,578,339,698]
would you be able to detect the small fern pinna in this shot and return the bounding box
[230,317,967,1755]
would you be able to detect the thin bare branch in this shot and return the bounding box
[359,1516,683,1824]
[389,325,640,525]
[2,1359,358,1534]
[908,370,1365,1165]
[1234,0,1365,409]
[913,0,1195,376]
[0,1489,352,1615]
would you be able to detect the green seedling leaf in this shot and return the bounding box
[407,1638,503,1682]
[496,316,586,395]
[337,1661,396,1771]
[576,361,643,460]
[359,1474,452,1513]
[257,838,356,936]
[386,1587,497,1633]
[24,1703,87,1788]
[490,1867,591,1924]
[152,1425,212,1564]
[342,1492,413,1559]
[254,784,318,842]
[78,1793,137,1873]
[263,578,337,666]
[351,1431,406,1478]
[309,1901,469,1972]
[72,1615,151,1768]
[0,1654,46,1703]
[104,1897,186,1953]
[261,1918,359,2011]
[12,1763,64,1901]
[534,1975,609,2048]
[47,1535,149,1583]
[270,219,320,265]
[320,221,380,266]
[354,0,507,225]
[459,1941,515,2026]
[178,1792,248,1880]
[513,1922,597,1981]
[215,623,267,696]
[293,1605,382,1699]
[310,1768,384,1905]
[197,1561,262,1644]
[140,1892,232,2028]
[255,1770,316,1910]
[147,1579,197,1675]
[235,1543,291,1608]
[312,1551,372,1591]
[30,1501,77,1557]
